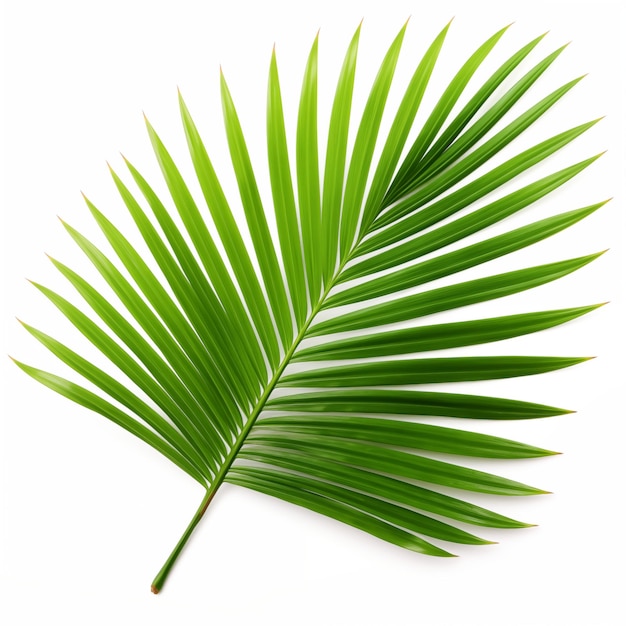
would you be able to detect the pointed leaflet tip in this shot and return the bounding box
[177,89,187,112]
[597,248,610,257]
[81,194,96,211]
[220,67,229,93]
[111,164,128,187]
[544,407,573,416]
[553,42,570,55]
[580,249,608,265]
[142,111,153,132]
[26,277,42,288]
[497,22,514,35]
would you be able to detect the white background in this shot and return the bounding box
[1,0,625,624]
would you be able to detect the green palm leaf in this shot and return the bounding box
[15,21,607,593]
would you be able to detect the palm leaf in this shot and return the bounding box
[15,21,607,593]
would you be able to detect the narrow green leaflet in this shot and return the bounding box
[311,253,602,336]
[219,75,294,349]
[321,24,361,283]
[278,356,590,388]
[266,389,570,419]
[243,434,546,495]
[15,22,606,593]
[297,35,323,305]
[257,415,557,458]
[295,306,601,361]
[267,50,308,327]
[339,22,407,258]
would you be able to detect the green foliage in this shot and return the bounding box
[16,21,606,592]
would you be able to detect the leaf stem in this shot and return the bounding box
[150,488,214,594]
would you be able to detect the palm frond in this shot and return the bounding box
[15,21,607,593]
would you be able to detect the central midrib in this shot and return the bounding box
[205,257,348,501]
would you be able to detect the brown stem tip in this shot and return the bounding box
[151,584,160,595]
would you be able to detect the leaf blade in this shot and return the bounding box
[321,24,361,283]
[296,34,322,305]
[278,355,590,387]
[312,253,603,335]
[267,50,308,326]
[294,305,602,361]
[266,389,570,420]
[219,77,294,349]
[339,21,407,258]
